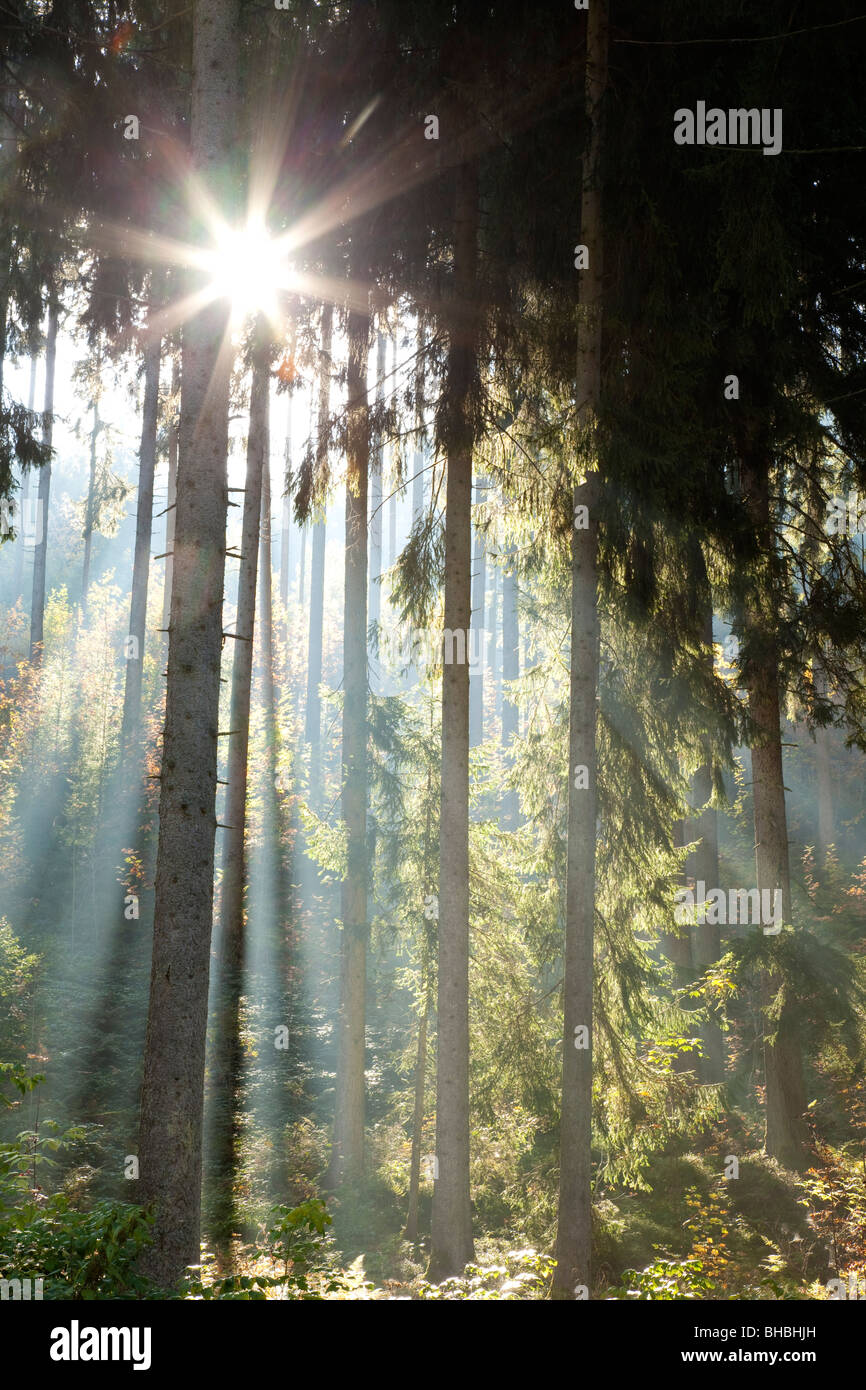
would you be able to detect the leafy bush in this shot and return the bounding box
[417,1247,554,1300]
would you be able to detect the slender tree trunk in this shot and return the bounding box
[740,451,808,1171]
[298,524,307,604]
[138,0,239,1288]
[81,399,100,604]
[662,819,695,1076]
[305,303,333,806]
[814,663,835,862]
[404,979,431,1243]
[209,335,269,1249]
[29,297,58,666]
[429,157,479,1281]
[469,477,486,748]
[329,302,370,1186]
[502,545,520,826]
[162,354,180,639]
[12,355,38,605]
[490,563,501,725]
[412,321,425,525]
[553,0,607,1300]
[689,577,724,1083]
[367,330,385,676]
[280,393,291,646]
[259,436,283,958]
[387,337,398,569]
[120,329,161,761]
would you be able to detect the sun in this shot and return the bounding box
[200,219,296,321]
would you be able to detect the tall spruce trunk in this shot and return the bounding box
[329,302,370,1186]
[740,452,808,1171]
[81,399,100,603]
[12,355,38,605]
[404,978,431,1243]
[29,297,58,665]
[412,321,426,524]
[259,441,283,965]
[162,354,180,639]
[208,339,269,1248]
[138,0,238,1288]
[469,477,486,748]
[689,574,724,1083]
[553,0,607,1300]
[429,157,479,1281]
[120,330,161,761]
[280,392,292,644]
[662,820,695,1076]
[367,331,386,671]
[813,665,835,862]
[305,303,333,806]
[387,338,398,570]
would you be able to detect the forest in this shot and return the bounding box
[1,0,866,1325]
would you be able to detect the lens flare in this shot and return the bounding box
[201,221,296,321]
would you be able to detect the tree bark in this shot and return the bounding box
[138,0,238,1288]
[305,302,333,807]
[12,355,37,605]
[404,980,431,1244]
[553,0,607,1300]
[162,354,180,640]
[429,156,479,1281]
[502,545,520,827]
[367,330,386,678]
[81,398,100,604]
[120,328,161,762]
[29,297,58,666]
[329,301,370,1186]
[814,663,835,862]
[469,477,486,748]
[689,580,725,1083]
[740,452,808,1171]
[208,336,269,1249]
[412,320,425,525]
[280,392,291,647]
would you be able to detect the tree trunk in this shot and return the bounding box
[553,0,607,1300]
[305,303,333,807]
[469,477,486,748]
[208,336,269,1249]
[387,337,398,569]
[429,157,479,1281]
[367,330,386,676]
[162,354,180,640]
[502,545,520,827]
[298,524,307,605]
[12,355,38,605]
[81,398,100,604]
[329,301,370,1186]
[412,320,425,524]
[138,0,239,1288]
[662,819,695,1076]
[120,329,161,762]
[740,452,808,1171]
[689,579,724,1083]
[280,392,291,646]
[404,980,431,1243]
[814,663,835,862]
[29,297,58,665]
